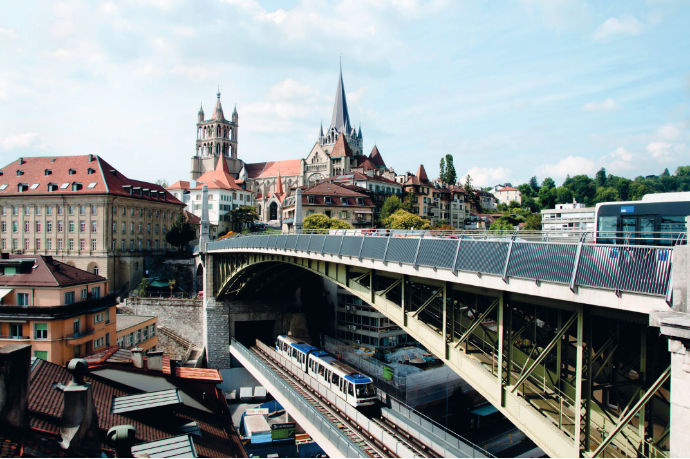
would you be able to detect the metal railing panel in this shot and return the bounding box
[385,237,419,264]
[416,238,458,270]
[323,235,341,254]
[266,234,277,248]
[284,235,298,251]
[295,234,309,252]
[455,240,509,275]
[308,234,325,252]
[360,237,387,260]
[506,241,577,284]
[340,236,363,257]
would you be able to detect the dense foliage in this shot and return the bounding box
[383,209,431,230]
[303,213,353,230]
[516,166,690,210]
[166,213,197,250]
[379,195,414,222]
[229,205,260,227]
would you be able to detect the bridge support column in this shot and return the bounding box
[203,252,230,369]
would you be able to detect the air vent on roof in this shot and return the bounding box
[45,169,52,176]
[51,158,57,162]
[87,168,95,175]
[17,183,28,192]
[88,154,94,162]
[110,170,117,177]
[0,171,3,176]
[18,157,24,165]
[48,183,58,192]
[16,170,24,176]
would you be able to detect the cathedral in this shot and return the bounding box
[186,67,394,223]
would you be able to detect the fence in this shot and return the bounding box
[322,335,468,407]
[207,232,675,297]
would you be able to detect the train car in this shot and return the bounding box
[308,351,377,407]
[275,335,319,373]
[595,192,690,246]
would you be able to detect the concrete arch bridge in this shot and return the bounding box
[202,232,685,458]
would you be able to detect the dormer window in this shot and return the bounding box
[324,196,332,205]
[48,183,58,192]
[68,169,76,175]
[123,185,132,195]
[308,196,315,204]
[17,183,28,192]
[341,198,348,205]
[87,168,95,175]
[16,170,24,176]
[45,169,52,176]
[71,182,83,191]
[357,197,364,206]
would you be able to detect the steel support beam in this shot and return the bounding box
[411,286,444,318]
[454,298,499,348]
[591,365,671,458]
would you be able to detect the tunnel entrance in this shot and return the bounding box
[234,320,276,349]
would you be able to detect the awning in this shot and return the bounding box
[0,288,13,300]
[149,280,171,288]
[354,210,373,214]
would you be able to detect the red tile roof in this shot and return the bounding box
[0,255,106,288]
[245,159,302,179]
[417,164,429,182]
[190,157,242,191]
[497,186,520,192]
[184,210,201,225]
[327,171,400,186]
[168,180,191,190]
[28,358,243,457]
[0,156,182,206]
[369,145,386,168]
[328,134,353,158]
[354,157,377,172]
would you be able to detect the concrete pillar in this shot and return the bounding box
[199,185,210,252]
[203,253,230,369]
[295,188,303,234]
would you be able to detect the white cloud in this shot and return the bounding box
[535,156,596,180]
[583,98,619,112]
[520,0,589,29]
[51,2,77,39]
[462,167,511,187]
[347,86,368,104]
[0,133,39,150]
[267,79,318,101]
[0,27,18,40]
[602,147,635,171]
[657,123,681,140]
[594,16,643,41]
[646,142,671,159]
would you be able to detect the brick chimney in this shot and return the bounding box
[53,359,100,453]
[107,425,137,458]
[0,344,31,430]
[131,348,144,369]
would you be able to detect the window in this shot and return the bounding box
[112,222,116,233]
[36,221,41,232]
[93,312,103,323]
[155,240,158,250]
[47,221,52,233]
[147,223,150,234]
[10,323,24,339]
[135,262,138,271]
[34,351,48,361]
[1,207,5,216]
[112,240,116,251]
[58,239,63,250]
[1,239,5,250]
[65,291,75,305]
[81,288,88,299]
[143,326,149,341]
[46,239,52,250]
[131,208,135,217]
[68,168,75,175]
[122,207,126,216]
[147,240,150,250]
[93,337,104,349]
[12,206,18,216]
[58,221,63,232]
[80,221,85,232]
[69,239,74,250]
[57,205,63,215]
[139,209,143,217]
[23,239,28,250]
[87,182,97,189]
[150,323,156,337]
[308,196,315,204]
[92,221,97,232]
[24,221,29,232]
[130,240,134,251]
[1,222,5,232]
[24,207,30,216]
[91,239,96,250]
[105,332,110,347]
[73,345,81,358]
[138,240,142,250]
[80,205,85,215]
[130,223,134,233]
[155,224,159,234]
[341,211,349,219]
[36,206,41,215]
[121,240,125,251]
[122,223,125,233]
[138,223,142,233]
[69,221,74,232]
[35,323,48,339]
[17,292,29,306]
[12,221,17,233]
[36,239,40,250]
[69,206,74,215]
[12,239,17,249]
[113,206,117,214]
[105,308,109,323]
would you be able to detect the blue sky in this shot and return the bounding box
[0,0,688,187]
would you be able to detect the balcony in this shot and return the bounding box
[0,293,119,319]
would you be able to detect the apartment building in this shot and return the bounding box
[281,182,375,231]
[336,290,411,349]
[116,314,158,352]
[402,165,466,227]
[541,203,595,235]
[494,186,522,206]
[0,253,116,364]
[0,155,185,291]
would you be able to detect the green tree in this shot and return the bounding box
[538,186,557,209]
[556,186,573,204]
[464,174,480,211]
[595,167,607,188]
[676,166,690,177]
[166,213,197,250]
[523,213,542,230]
[380,195,402,221]
[401,192,415,213]
[661,168,670,177]
[522,197,539,212]
[135,278,151,297]
[541,177,556,190]
[155,179,169,188]
[303,213,353,230]
[629,183,653,201]
[444,154,457,186]
[489,217,514,233]
[518,183,534,198]
[383,209,431,230]
[593,187,620,204]
[439,157,446,186]
[229,206,260,230]
[529,176,540,193]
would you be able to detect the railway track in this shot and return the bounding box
[372,417,440,458]
[251,345,391,458]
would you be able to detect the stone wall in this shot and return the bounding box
[123,297,203,347]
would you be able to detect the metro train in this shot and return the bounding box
[275,335,377,407]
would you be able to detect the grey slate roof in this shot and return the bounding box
[330,65,351,134]
[111,389,181,414]
[131,435,197,458]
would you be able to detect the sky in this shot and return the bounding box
[1,0,689,188]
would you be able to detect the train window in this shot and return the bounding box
[332,374,339,385]
[348,383,354,396]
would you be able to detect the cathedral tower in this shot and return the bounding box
[190,89,241,180]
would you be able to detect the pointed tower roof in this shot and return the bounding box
[198,103,204,115]
[232,104,238,117]
[369,145,386,168]
[319,120,324,137]
[357,124,362,139]
[329,133,353,158]
[330,64,351,134]
[417,164,429,183]
[213,88,224,121]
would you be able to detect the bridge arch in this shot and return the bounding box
[209,249,672,458]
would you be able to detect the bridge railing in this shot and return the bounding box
[208,232,675,297]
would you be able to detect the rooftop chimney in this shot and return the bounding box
[147,351,164,371]
[131,348,144,369]
[18,157,24,165]
[110,170,117,177]
[107,425,137,458]
[53,359,100,453]
[0,344,31,431]
[88,154,94,163]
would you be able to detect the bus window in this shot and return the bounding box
[598,216,618,244]
[659,216,686,246]
[640,217,655,246]
[621,216,636,242]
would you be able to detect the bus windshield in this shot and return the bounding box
[355,383,376,398]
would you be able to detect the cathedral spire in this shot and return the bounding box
[198,103,204,123]
[213,89,224,121]
[330,63,351,134]
[319,120,324,137]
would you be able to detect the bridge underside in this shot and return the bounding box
[212,252,671,458]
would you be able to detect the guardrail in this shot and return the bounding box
[229,338,365,458]
[208,232,675,298]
